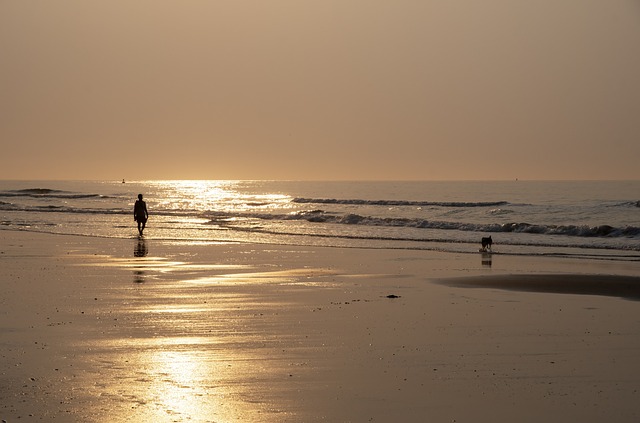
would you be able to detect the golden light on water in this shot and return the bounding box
[143,349,219,420]
[184,268,337,286]
[87,335,253,422]
[68,243,334,422]
[146,180,291,214]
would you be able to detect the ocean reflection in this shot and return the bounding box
[146,179,291,215]
[71,249,321,422]
[146,349,212,419]
[102,336,258,422]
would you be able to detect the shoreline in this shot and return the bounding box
[2,230,640,422]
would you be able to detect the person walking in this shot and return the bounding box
[133,194,148,236]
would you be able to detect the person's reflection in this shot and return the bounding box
[133,237,148,283]
[134,236,148,257]
[133,269,145,284]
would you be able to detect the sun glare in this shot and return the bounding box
[146,180,291,214]
[141,348,230,421]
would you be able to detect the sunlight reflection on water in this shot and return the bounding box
[147,180,291,215]
[68,245,326,422]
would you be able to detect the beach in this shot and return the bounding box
[1,230,640,422]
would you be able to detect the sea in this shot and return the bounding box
[1,180,639,262]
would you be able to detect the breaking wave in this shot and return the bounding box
[0,188,104,199]
[293,198,509,208]
[3,182,638,258]
[207,210,640,240]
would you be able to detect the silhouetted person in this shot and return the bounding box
[133,194,148,236]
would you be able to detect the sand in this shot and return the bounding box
[1,230,640,422]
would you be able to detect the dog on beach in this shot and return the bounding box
[481,236,492,252]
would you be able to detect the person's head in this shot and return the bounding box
[138,194,143,200]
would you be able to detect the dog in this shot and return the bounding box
[481,236,492,252]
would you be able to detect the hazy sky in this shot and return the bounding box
[1,1,639,180]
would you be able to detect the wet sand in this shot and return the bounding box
[441,274,640,301]
[1,230,640,422]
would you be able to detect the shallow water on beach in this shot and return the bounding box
[2,235,639,423]
[1,180,639,261]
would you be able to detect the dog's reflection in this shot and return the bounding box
[481,252,492,267]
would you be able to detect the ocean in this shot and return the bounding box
[1,180,638,261]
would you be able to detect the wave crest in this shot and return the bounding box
[0,188,103,199]
[210,210,640,239]
[293,198,508,208]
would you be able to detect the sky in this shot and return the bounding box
[1,1,639,181]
